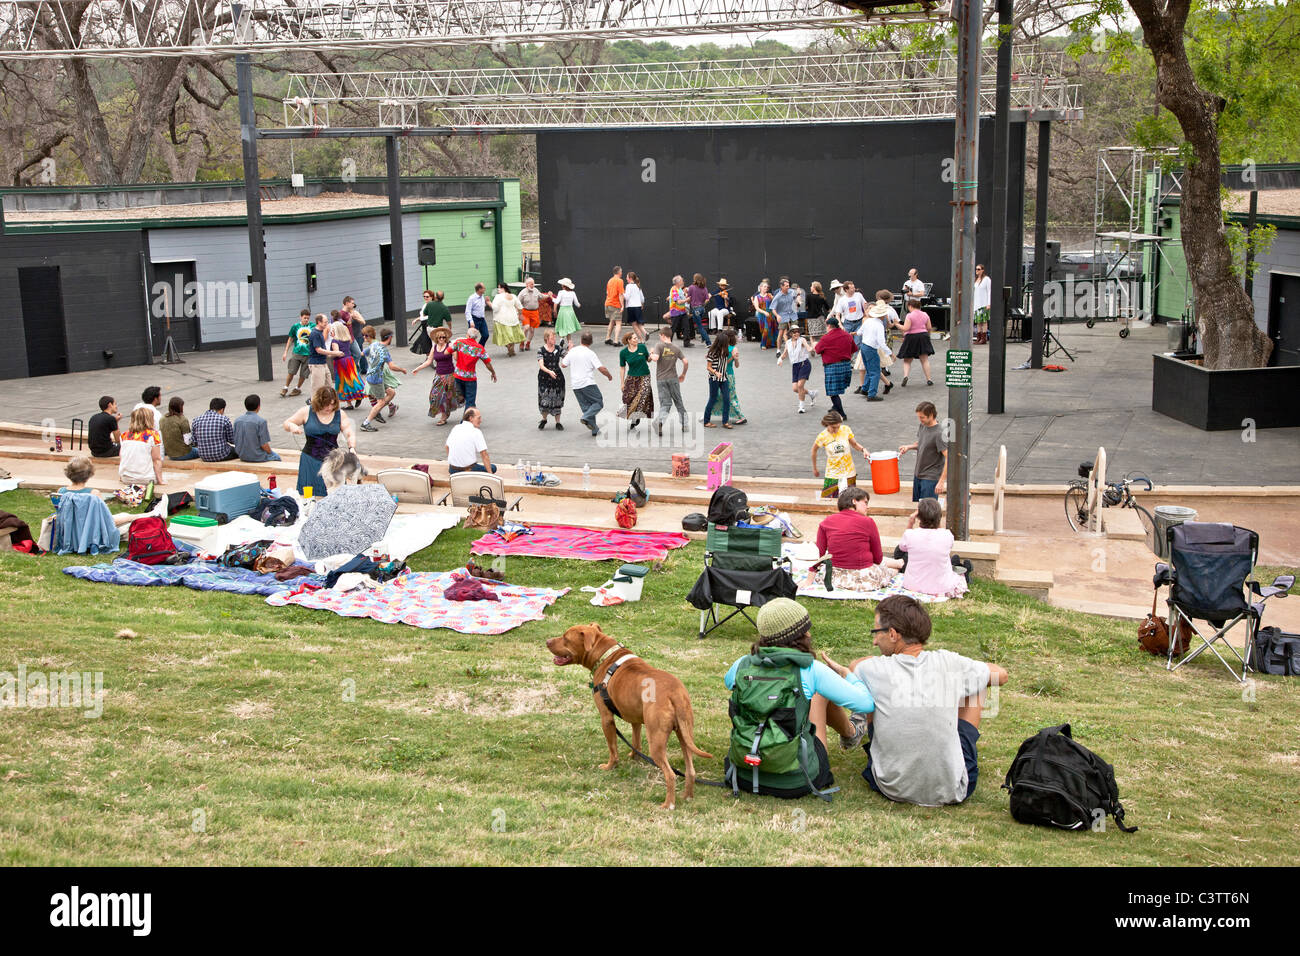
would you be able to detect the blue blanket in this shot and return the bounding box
[64,559,317,596]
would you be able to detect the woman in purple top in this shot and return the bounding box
[688,273,712,347]
[411,326,462,425]
[753,279,776,350]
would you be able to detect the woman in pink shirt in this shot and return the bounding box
[896,298,934,386]
[899,497,969,598]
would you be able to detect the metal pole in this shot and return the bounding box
[1030,120,1050,370]
[235,3,272,382]
[386,135,408,347]
[947,0,980,543]
[1244,188,1258,300]
[987,0,1012,415]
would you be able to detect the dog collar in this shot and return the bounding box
[590,642,624,672]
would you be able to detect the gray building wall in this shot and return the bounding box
[146,212,423,346]
[1249,226,1300,332]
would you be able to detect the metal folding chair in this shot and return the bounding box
[1154,522,1292,682]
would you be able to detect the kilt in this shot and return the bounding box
[823,359,852,396]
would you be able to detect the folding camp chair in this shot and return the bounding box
[687,525,796,639]
[436,472,522,511]
[377,468,438,504]
[1153,522,1292,682]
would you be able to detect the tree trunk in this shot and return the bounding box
[1128,0,1271,369]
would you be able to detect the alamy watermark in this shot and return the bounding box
[1,665,104,718]
[150,278,259,331]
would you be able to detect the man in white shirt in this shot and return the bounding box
[134,386,163,431]
[903,268,927,300]
[821,594,1008,807]
[829,280,867,335]
[445,406,495,474]
[561,331,613,436]
[855,300,889,401]
[465,283,489,349]
[972,262,992,345]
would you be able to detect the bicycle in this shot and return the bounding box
[1065,464,1156,550]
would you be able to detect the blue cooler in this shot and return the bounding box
[194,471,262,522]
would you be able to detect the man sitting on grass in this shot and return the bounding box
[819,594,1007,806]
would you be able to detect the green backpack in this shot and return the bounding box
[725,649,837,801]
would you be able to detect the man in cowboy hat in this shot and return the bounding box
[707,278,736,334]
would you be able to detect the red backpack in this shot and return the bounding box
[126,515,177,565]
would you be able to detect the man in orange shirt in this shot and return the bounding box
[604,266,625,346]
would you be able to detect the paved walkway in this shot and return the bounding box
[9,323,1299,484]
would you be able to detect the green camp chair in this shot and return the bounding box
[687,525,796,639]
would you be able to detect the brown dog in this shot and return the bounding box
[547,624,713,809]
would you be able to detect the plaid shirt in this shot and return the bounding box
[191,409,234,461]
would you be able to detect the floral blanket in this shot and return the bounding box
[265,568,569,633]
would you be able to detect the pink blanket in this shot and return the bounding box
[470,524,689,562]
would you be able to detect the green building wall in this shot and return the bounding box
[417,181,521,312]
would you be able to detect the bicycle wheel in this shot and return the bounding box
[1065,483,1090,532]
[1132,502,1157,553]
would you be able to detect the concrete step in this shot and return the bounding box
[995,567,1053,601]
[1102,505,1149,543]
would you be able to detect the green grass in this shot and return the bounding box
[2,487,1298,865]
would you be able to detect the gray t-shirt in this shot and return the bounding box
[854,649,990,806]
[916,421,947,481]
[652,343,683,382]
[233,412,272,463]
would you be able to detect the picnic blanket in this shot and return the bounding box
[216,509,461,565]
[470,524,688,562]
[782,543,951,604]
[265,568,569,633]
[64,558,318,596]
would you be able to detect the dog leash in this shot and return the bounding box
[610,723,730,789]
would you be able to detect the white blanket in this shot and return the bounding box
[211,509,462,569]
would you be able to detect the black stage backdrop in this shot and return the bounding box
[537,118,1026,322]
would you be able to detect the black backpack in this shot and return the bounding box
[1002,723,1137,833]
[252,495,299,527]
[628,468,649,508]
[707,486,749,526]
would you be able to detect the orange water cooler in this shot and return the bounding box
[869,451,901,495]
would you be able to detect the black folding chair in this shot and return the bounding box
[687,525,795,639]
[1153,522,1292,682]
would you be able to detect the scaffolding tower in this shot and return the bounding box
[1092,146,1190,334]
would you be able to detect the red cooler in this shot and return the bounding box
[869,451,900,495]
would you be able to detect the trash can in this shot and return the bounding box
[1167,321,1191,353]
[1154,506,1197,559]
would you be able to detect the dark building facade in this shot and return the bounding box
[538,118,1027,319]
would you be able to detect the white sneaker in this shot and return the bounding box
[798,403,806,414]
[808,389,818,406]
[152,493,169,518]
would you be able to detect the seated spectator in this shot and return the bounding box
[445,407,496,474]
[192,398,238,462]
[88,396,121,458]
[812,486,902,591]
[295,449,398,562]
[820,595,1008,807]
[118,407,165,487]
[134,385,163,431]
[898,497,968,598]
[723,598,875,797]
[51,457,141,554]
[233,394,281,463]
[160,397,198,461]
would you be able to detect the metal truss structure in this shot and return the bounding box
[278,48,1080,131]
[0,0,946,59]
[1092,146,1189,325]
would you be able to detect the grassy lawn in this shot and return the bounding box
[1,486,1298,866]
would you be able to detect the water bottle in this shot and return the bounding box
[524,460,534,484]
[515,458,524,483]
[539,464,548,485]
[268,475,277,490]
[582,463,591,491]
[55,436,63,453]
